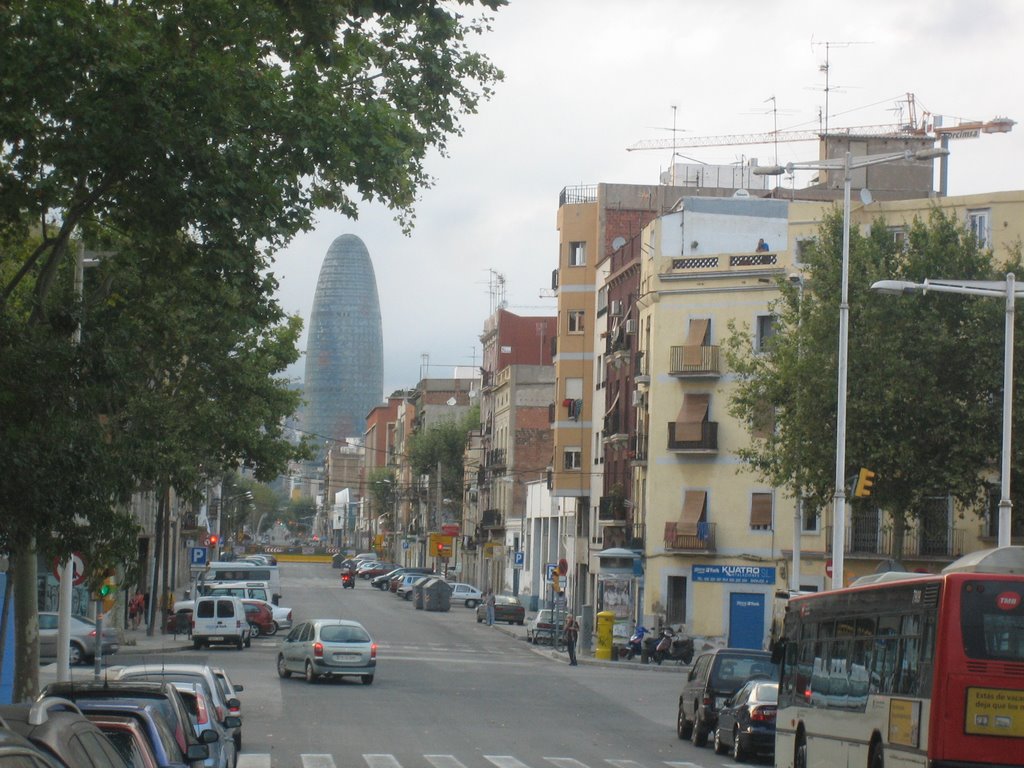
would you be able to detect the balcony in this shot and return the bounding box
[481,509,502,529]
[663,521,716,552]
[598,495,627,522]
[823,525,966,560]
[485,448,506,469]
[667,421,718,453]
[631,432,648,466]
[669,345,721,377]
[602,412,628,446]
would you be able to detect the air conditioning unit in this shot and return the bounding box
[631,389,646,407]
[609,300,623,317]
[624,319,637,334]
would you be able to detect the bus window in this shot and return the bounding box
[960,580,1024,661]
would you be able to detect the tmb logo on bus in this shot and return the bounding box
[995,591,1022,611]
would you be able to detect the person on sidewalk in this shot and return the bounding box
[563,613,579,666]
[129,589,145,631]
[485,591,496,626]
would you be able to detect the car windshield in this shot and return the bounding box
[320,624,370,643]
[752,683,779,703]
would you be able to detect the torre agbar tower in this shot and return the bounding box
[303,234,384,458]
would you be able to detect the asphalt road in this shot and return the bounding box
[50,562,759,768]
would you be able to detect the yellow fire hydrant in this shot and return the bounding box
[595,610,615,660]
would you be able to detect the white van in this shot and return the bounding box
[198,561,282,604]
[191,596,250,649]
[203,582,271,602]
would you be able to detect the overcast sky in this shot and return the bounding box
[271,0,1024,397]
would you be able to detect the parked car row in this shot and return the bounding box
[38,611,119,666]
[676,647,779,762]
[0,661,247,768]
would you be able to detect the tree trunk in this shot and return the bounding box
[147,490,166,637]
[12,541,39,702]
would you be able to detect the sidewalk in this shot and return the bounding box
[117,624,193,656]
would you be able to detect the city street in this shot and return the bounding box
[51,562,749,768]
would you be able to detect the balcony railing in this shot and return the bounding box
[669,345,720,376]
[663,521,716,552]
[823,525,966,559]
[667,421,718,452]
[598,496,627,522]
[485,448,506,469]
[481,509,502,529]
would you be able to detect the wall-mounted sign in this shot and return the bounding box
[692,564,775,584]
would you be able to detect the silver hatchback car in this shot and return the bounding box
[276,619,377,685]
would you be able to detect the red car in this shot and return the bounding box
[357,562,399,579]
[242,599,276,637]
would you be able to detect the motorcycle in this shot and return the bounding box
[626,625,648,660]
[341,571,355,589]
[653,626,694,665]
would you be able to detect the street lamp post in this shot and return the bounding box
[872,275,1022,548]
[756,147,948,588]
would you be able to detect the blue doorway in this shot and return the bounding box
[728,592,765,649]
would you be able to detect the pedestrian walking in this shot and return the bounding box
[129,589,145,630]
[486,591,496,626]
[563,613,579,666]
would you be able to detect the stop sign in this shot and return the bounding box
[825,559,833,578]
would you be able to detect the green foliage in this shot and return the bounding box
[726,208,1018,524]
[407,409,476,508]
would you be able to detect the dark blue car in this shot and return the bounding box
[713,679,779,761]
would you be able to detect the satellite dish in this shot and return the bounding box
[611,236,626,251]
[446,397,457,406]
[860,188,874,205]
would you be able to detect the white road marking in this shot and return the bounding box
[606,761,648,768]
[236,757,271,768]
[425,756,471,768]
[300,756,336,768]
[364,756,404,768]
[485,758,534,768]
[547,759,591,767]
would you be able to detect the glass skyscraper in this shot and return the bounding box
[303,234,384,458]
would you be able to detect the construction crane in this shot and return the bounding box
[627,93,1013,152]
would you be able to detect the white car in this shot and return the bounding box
[447,582,483,608]
[173,596,292,632]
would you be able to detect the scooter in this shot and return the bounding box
[626,625,648,660]
[654,627,694,665]
[341,571,355,589]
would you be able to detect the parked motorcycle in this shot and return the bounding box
[626,625,648,660]
[341,571,355,589]
[653,626,694,665]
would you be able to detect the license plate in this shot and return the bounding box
[334,653,361,662]
[208,636,224,642]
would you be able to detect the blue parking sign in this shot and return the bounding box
[513,551,524,568]
[190,547,207,566]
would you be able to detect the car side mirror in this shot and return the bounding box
[226,697,241,709]
[187,744,211,761]
[200,728,219,744]
[224,715,242,729]
[231,684,244,692]
[770,638,786,665]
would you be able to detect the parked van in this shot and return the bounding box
[191,596,251,650]
[198,562,281,604]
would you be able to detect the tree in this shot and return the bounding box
[407,406,479,518]
[0,0,503,698]
[725,208,1017,547]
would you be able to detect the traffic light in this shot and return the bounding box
[208,534,219,548]
[436,542,444,556]
[97,570,116,612]
[552,571,561,594]
[854,467,877,498]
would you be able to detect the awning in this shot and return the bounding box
[679,490,707,536]
[750,493,773,528]
[683,318,710,366]
[675,393,710,442]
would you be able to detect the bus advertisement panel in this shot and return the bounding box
[773,546,1024,768]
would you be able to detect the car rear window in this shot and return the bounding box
[196,601,214,618]
[319,625,370,644]
[710,655,778,690]
[216,600,235,618]
[495,596,521,606]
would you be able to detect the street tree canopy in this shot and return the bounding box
[726,208,1021,535]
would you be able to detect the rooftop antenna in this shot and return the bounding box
[811,39,872,139]
[486,269,507,315]
[765,95,778,165]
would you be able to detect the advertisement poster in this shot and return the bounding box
[600,576,632,620]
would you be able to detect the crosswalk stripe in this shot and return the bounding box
[364,755,404,768]
[485,758,533,768]
[546,759,590,767]
[425,756,470,768]
[237,756,271,768]
[300,756,336,768]
[606,762,647,768]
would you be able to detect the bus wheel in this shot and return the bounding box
[870,745,883,768]
[794,734,807,768]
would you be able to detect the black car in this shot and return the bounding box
[0,697,130,768]
[676,648,777,747]
[370,567,432,590]
[713,679,778,761]
[0,720,64,767]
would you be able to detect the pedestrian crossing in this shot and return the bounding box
[237,755,729,768]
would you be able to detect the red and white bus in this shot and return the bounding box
[773,546,1024,768]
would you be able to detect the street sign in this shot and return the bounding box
[826,559,834,578]
[513,551,524,569]
[545,563,557,583]
[441,523,460,536]
[190,547,208,566]
[53,553,86,585]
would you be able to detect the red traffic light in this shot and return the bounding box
[436,542,444,554]
[208,534,219,547]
